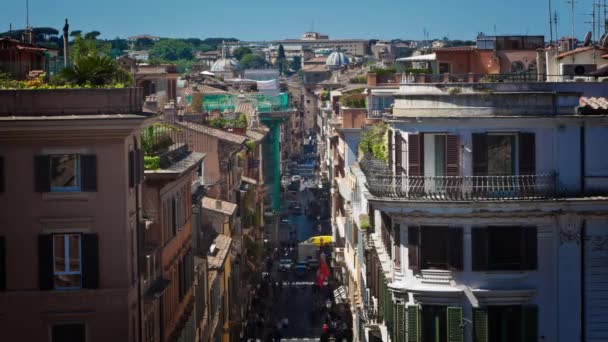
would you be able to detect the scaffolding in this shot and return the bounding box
[188,93,290,113]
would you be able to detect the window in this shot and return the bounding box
[408,134,460,179]
[473,306,538,342]
[473,133,535,176]
[421,306,447,342]
[50,155,81,192]
[51,323,85,342]
[34,155,97,193]
[439,63,451,74]
[472,226,537,271]
[409,226,463,272]
[408,306,464,342]
[53,234,82,289]
[39,233,98,290]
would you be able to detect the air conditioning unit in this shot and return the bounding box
[562,64,597,76]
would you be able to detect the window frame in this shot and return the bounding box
[52,233,82,290]
[49,154,81,193]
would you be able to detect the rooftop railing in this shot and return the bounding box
[400,73,551,84]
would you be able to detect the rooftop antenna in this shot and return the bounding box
[549,0,554,44]
[554,11,560,46]
[566,0,579,50]
[26,0,29,27]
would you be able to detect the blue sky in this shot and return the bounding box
[1,0,602,41]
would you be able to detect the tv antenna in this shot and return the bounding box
[566,0,580,49]
[549,0,554,44]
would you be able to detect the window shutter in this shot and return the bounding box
[395,302,406,342]
[408,134,423,176]
[448,228,464,271]
[128,150,135,188]
[521,305,538,342]
[82,233,100,289]
[522,227,538,270]
[408,226,421,272]
[519,133,536,175]
[81,155,97,192]
[0,236,5,290]
[447,306,464,342]
[34,155,51,192]
[472,133,488,175]
[407,305,420,342]
[0,156,4,193]
[472,228,489,271]
[138,149,145,184]
[445,135,460,176]
[395,133,404,175]
[388,129,394,172]
[172,197,177,235]
[38,234,53,290]
[473,308,488,342]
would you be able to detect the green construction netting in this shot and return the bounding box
[188,93,289,113]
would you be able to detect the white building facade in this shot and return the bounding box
[351,83,608,342]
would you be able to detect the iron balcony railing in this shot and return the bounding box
[363,173,560,201]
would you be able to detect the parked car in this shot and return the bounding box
[294,262,308,277]
[279,259,294,271]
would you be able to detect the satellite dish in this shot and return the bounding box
[600,33,608,48]
[583,31,592,47]
[598,33,606,47]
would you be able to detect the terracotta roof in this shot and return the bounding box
[245,129,267,142]
[197,85,228,94]
[602,53,608,59]
[578,97,608,114]
[303,65,329,72]
[305,56,328,63]
[207,234,232,269]
[557,46,608,59]
[177,121,247,145]
[434,46,476,52]
[201,196,237,216]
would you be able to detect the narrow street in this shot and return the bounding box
[245,157,346,341]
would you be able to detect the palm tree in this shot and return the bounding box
[60,55,132,86]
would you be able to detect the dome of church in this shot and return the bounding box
[211,58,241,72]
[326,51,350,69]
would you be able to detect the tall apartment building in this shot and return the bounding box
[348,83,608,342]
[0,88,151,341]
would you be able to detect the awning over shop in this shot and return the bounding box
[396,53,437,62]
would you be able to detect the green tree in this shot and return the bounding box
[84,31,101,40]
[240,53,267,69]
[290,56,302,72]
[70,36,111,61]
[70,30,82,37]
[233,47,252,61]
[149,39,193,61]
[275,44,288,75]
[277,44,286,59]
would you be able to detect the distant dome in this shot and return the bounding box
[211,58,241,72]
[326,51,350,69]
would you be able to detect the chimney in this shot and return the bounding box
[367,72,377,87]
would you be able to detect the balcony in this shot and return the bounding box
[360,156,560,201]
[363,173,559,201]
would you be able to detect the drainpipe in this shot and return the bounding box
[581,219,587,342]
[580,124,586,195]
[133,137,143,342]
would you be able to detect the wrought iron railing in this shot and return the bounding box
[363,173,559,200]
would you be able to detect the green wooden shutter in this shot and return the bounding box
[407,305,420,342]
[521,305,538,342]
[473,308,488,342]
[395,302,406,342]
[447,306,464,342]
